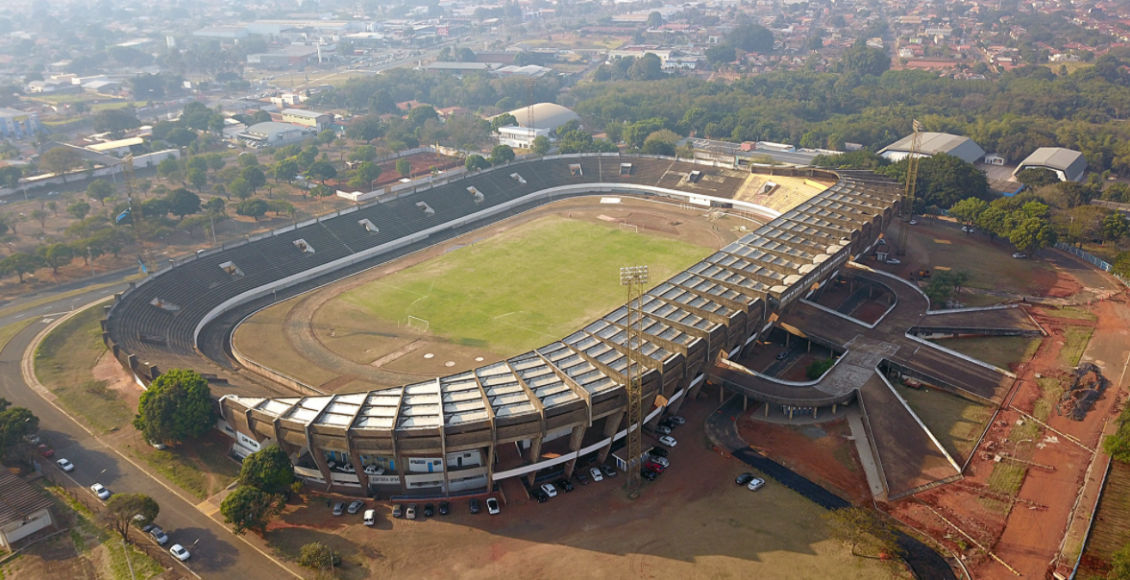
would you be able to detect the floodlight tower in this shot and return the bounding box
[620,265,649,497]
[896,119,923,256]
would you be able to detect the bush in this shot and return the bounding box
[298,542,341,569]
[805,358,835,380]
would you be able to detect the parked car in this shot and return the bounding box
[363,509,376,526]
[649,456,670,468]
[961,226,973,233]
[149,526,169,546]
[539,483,558,498]
[555,478,574,492]
[47,191,60,196]
[423,503,434,517]
[1012,252,1028,259]
[347,501,364,514]
[643,461,665,474]
[601,464,618,478]
[885,258,901,265]
[653,425,672,436]
[363,464,385,475]
[406,504,417,520]
[649,447,669,458]
[332,502,345,516]
[56,458,74,472]
[775,350,790,361]
[590,467,604,482]
[91,483,111,500]
[747,477,766,491]
[469,499,481,514]
[908,219,918,225]
[640,468,658,481]
[667,415,685,426]
[38,444,54,457]
[438,501,449,516]
[575,470,590,485]
[392,504,403,518]
[340,463,356,473]
[657,436,677,448]
[736,472,755,485]
[148,440,166,450]
[486,497,501,515]
[532,489,549,503]
[169,544,191,561]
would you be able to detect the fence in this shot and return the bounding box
[1056,242,1130,287]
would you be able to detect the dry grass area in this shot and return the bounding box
[935,336,1042,371]
[896,385,994,463]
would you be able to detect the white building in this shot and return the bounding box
[496,103,581,149]
[879,132,985,164]
[239,122,316,148]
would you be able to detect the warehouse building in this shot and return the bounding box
[879,132,986,164]
[280,109,334,132]
[496,103,581,149]
[1013,147,1087,182]
[239,122,316,148]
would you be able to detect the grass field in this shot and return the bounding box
[896,385,994,463]
[330,216,712,357]
[1061,326,1095,367]
[34,307,132,434]
[936,336,1042,370]
[126,431,241,500]
[906,223,1056,295]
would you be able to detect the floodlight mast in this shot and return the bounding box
[619,265,648,497]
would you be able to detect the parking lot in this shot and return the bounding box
[266,391,909,580]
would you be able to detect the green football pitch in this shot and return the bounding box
[331,215,713,356]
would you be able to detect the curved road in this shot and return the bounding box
[0,280,297,580]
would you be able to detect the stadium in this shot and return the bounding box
[100,154,1006,501]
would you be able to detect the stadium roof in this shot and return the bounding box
[879,132,985,164]
[505,103,580,131]
[1014,147,1087,182]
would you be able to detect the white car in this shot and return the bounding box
[149,526,169,546]
[363,509,376,526]
[91,483,111,500]
[589,467,604,482]
[363,464,386,475]
[1012,252,1028,259]
[649,456,670,468]
[56,458,74,472]
[747,477,766,491]
[885,258,901,265]
[539,483,558,498]
[658,435,677,448]
[169,544,191,561]
[908,219,918,225]
[486,497,501,515]
[148,440,166,450]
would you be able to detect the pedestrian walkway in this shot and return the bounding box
[846,408,887,500]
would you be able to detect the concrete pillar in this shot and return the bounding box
[564,425,586,478]
[832,403,837,415]
[785,333,790,348]
[309,445,335,492]
[813,407,818,419]
[526,436,543,464]
[687,377,706,401]
[743,395,748,411]
[348,448,369,495]
[485,445,496,492]
[393,450,408,495]
[764,403,769,417]
[808,339,812,353]
[719,384,725,403]
[596,411,624,464]
[788,407,794,420]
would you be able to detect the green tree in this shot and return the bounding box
[164,188,201,219]
[220,486,285,535]
[350,161,381,189]
[238,153,259,168]
[948,197,989,231]
[406,105,439,128]
[105,493,159,540]
[727,24,775,53]
[1110,542,1130,580]
[92,108,141,139]
[490,113,518,132]
[317,129,337,145]
[87,179,114,206]
[881,153,989,210]
[805,358,835,379]
[40,147,82,182]
[822,507,903,559]
[531,135,551,156]
[241,166,267,193]
[646,11,664,28]
[238,445,295,495]
[132,368,215,445]
[0,400,38,459]
[465,154,490,171]
[489,144,515,165]
[705,45,737,65]
[345,115,384,143]
[185,167,207,192]
[1,252,44,282]
[229,177,253,200]
[68,201,91,220]
[235,198,269,220]
[164,128,197,148]
[1103,212,1129,243]
[271,159,299,184]
[29,208,47,228]
[304,160,337,185]
[36,243,73,274]
[348,145,376,163]
[1009,216,1056,254]
[396,158,411,177]
[298,542,342,570]
[628,53,664,81]
[843,39,890,76]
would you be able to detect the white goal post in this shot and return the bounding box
[405,315,430,333]
[619,223,639,233]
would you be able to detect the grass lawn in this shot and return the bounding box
[896,385,994,462]
[934,336,1042,370]
[907,225,1055,294]
[1060,326,1095,367]
[0,317,39,352]
[988,461,1028,496]
[127,432,241,500]
[1049,306,1098,321]
[34,307,132,434]
[334,216,712,356]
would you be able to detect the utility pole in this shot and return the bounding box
[620,265,648,498]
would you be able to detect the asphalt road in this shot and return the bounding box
[0,286,295,580]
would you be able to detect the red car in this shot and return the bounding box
[643,461,665,474]
[38,444,54,458]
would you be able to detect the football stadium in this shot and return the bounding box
[102,154,1011,500]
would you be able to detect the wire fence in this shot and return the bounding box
[1055,243,1130,288]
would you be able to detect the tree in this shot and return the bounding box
[184,167,206,192]
[407,105,439,128]
[1015,167,1060,188]
[1110,542,1130,580]
[165,188,201,219]
[396,158,411,177]
[628,53,664,81]
[86,179,112,206]
[132,368,215,445]
[164,128,198,148]
[465,154,490,171]
[976,205,1011,242]
[68,201,91,220]
[489,144,515,165]
[36,243,73,274]
[490,113,518,132]
[642,136,675,155]
[806,358,835,379]
[0,400,37,459]
[348,145,376,163]
[271,159,299,184]
[298,542,342,571]
[881,153,989,210]
[241,166,267,193]
[239,445,295,495]
[29,208,47,228]
[92,109,141,138]
[531,135,551,156]
[39,147,81,182]
[349,161,381,189]
[235,198,269,220]
[106,493,159,540]
[345,116,384,143]
[1,252,44,282]
[317,129,337,145]
[304,161,337,185]
[948,198,989,230]
[204,197,226,215]
[728,24,775,53]
[1009,216,1056,255]
[843,39,890,76]
[229,177,253,200]
[822,507,902,559]
[705,45,737,65]
[220,486,285,535]
[1103,212,1129,243]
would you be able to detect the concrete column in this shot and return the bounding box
[309,445,335,493]
[348,449,370,496]
[719,384,725,403]
[526,436,543,464]
[788,407,794,420]
[743,395,748,411]
[764,403,769,417]
[564,425,586,478]
[832,403,837,415]
[597,411,623,464]
[393,450,408,495]
[808,340,812,353]
[485,445,496,492]
[813,407,818,419]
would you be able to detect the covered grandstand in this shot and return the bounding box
[102,154,1010,500]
